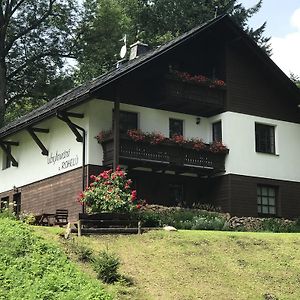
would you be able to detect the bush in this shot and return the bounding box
[19,212,36,225]
[78,167,143,213]
[137,207,227,230]
[191,216,226,230]
[93,250,120,283]
[0,208,16,220]
[261,218,295,233]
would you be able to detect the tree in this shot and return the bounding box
[0,0,78,127]
[290,73,300,88]
[76,0,270,82]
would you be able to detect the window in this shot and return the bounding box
[114,111,138,134]
[169,118,183,138]
[255,123,275,154]
[257,185,277,215]
[2,145,11,170]
[0,196,9,212]
[212,121,222,142]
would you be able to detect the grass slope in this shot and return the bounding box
[36,228,300,300]
[0,218,111,300]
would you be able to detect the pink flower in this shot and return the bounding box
[131,190,137,201]
[136,204,141,209]
[90,175,97,181]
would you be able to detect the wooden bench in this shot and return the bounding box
[75,212,141,236]
[54,209,69,226]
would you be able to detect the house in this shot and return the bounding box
[1,15,300,221]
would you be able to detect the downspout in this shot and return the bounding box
[56,114,86,213]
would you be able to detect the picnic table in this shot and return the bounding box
[35,213,56,226]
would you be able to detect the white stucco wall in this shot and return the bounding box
[87,99,213,166]
[1,99,300,193]
[221,111,300,182]
[0,104,88,192]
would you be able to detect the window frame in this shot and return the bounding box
[257,185,277,216]
[212,121,222,142]
[169,118,184,138]
[255,123,276,154]
[0,196,9,212]
[113,110,138,134]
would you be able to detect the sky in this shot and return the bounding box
[241,0,300,77]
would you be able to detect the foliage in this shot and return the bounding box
[96,128,228,154]
[137,208,227,230]
[92,250,121,283]
[69,240,94,262]
[261,218,297,233]
[78,167,142,213]
[76,0,270,82]
[290,72,300,88]
[0,0,78,126]
[0,208,16,220]
[0,218,111,299]
[190,216,227,230]
[19,212,36,225]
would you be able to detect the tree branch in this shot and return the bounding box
[7,51,53,80]
[5,0,56,54]
[7,49,76,81]
[9,0,27,18]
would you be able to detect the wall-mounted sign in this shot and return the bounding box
[47,149,79,171]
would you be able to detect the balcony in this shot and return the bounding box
[158,78,226,116]
[101,136,228,175]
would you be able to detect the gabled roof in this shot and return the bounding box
[0,14,299,139]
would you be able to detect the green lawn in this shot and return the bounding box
[34,227,300,300]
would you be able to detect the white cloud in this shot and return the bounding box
[270,8,300,76]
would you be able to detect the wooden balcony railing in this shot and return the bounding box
[101,137,228,174]
[159,78,226,116]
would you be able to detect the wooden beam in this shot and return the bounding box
[57,113,84,142]
[64,112,84,119]
[113,100,120,170]
[31,127,50,133]
[0,142,18,167]
[27,128,49,156]
[2,141,19,146]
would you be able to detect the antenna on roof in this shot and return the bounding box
[119,34,127,59]
[214,6,219,18]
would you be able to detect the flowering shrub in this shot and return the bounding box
[209,141,228,153]
[95,129,112,143]
[170,69,226,88]
[95,128,228,154]
[78,167,142,213]
[191,138,207,151]
[127,129,145,141]
[148,131,166,145]
[171,134,187,145]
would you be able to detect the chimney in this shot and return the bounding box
[129,41,149,60]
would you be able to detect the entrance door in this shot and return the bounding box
[13,193,21,217]
[169,184,184,206]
